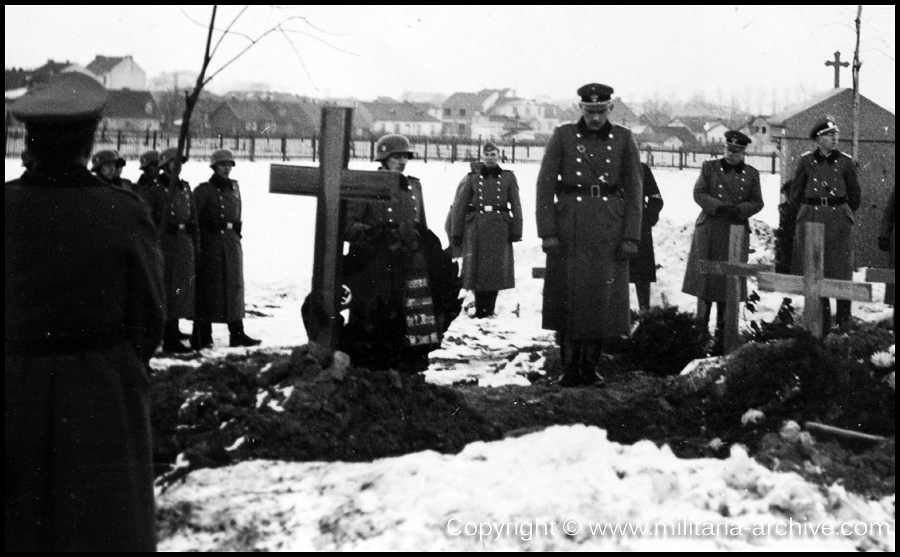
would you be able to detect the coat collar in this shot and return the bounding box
[210,173,233,190]
[720,159,745,173]
[813,148,840,163]
[481,164,502,178]
[576,118,612,138]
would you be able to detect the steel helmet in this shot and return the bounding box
[374,134,414,162]
[139,150,159,170]
[91,149,122,172]
[159,147,187,167]
[210,149,236,168]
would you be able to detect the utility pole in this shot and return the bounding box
[851,5,862,162]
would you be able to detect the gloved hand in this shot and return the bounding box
[615,239,639,260]
[878,235,891,252]
[717,205,739,219]
[646,212,660,227]
[541,237,561,254]
[398,221,419,251]
[451,235,463,248]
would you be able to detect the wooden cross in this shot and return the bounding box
[698,224,775,354]
[269,107,401,352]
[758,222,872,337]
[825,51,849,88]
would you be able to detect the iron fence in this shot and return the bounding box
[5,126,780,173]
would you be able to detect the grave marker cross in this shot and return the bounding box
[758,222,872,337]
[269,107,402,352]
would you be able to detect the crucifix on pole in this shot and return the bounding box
[269,107,402,352]
[825,51,850,88]
[758,222,872,337]
[698,224,774,354]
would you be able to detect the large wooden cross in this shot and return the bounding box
[865,267,896,324]
[269,107,401,352]
[698,224,774,354]
[758,222,872,337]
[825,51,849,88]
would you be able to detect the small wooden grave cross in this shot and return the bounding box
[269,107,401,352]
[758,222,872,337]
[698,224,775,354]
[825,51,849,89]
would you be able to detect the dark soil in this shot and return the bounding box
[151,318,895,501]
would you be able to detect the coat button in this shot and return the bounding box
[576,158,582,163]
[576,196,582,202]
[576,171,582,176]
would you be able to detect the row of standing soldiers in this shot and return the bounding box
[88,146,261,352]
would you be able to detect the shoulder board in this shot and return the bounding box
[800,150,814,157]
[501,169,514,175]
[612,123,630,132]
[407,175,420,182]
[839,151,853,159]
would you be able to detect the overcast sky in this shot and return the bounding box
[5,5,895,113]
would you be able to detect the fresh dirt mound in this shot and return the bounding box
[151,321,894,498]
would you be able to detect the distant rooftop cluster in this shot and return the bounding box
[5,55,827,152]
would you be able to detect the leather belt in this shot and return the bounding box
[804,196,847,207]
[559,184,620,198]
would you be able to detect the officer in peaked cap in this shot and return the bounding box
[809,117,839,139]
[724,130,752,150]
[788,115,861,334]
[6,72,163,551]
[536,82,642,387]
[577,83,615,107]
[683,129,763,353]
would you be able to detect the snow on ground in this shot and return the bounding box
[7,158,894,550]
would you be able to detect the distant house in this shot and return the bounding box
[609,98,639,128]
[359,101,442,137]
[470,114,534,141]
[5,59,89,94]
[441,89,512,138]
[209,98,277,136]
[739,115,778,153]
[703,120,730,144]
[262,99,319,137]
[85,55,146,90]
[667,116,708,142]
[100,89,161,132]
[658,126,701,150]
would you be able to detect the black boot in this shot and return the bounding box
[228,320,261,347]
[556,338,583,387]
[580,341,606,387]
[163,320,193,353]
[190,320,214,350]
[481,291,498,317]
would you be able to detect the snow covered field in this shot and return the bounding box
[5,157,894,551]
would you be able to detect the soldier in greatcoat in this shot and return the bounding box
[191,149,261,349]
[5,72,164,551]
[682,130,763,348]
[449,141,523,318]
[134,149,168,232]
[158,146,199,352]
[788,117,861,334]
[630,162,664,312]
[536,83,643,387]
[339,134,457,372]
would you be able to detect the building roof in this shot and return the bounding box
[104,89,158,119]
[443,89,506,112]
[767,89,846,127]
[86,55,127,76]
[361,101,441,123]
[658,126,700,146]
[218,98,275,123]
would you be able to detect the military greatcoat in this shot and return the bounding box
[788,149,861,280]
[6,164,164,551]
[194,174,246,323]
[682,158,764,303]
[536,119,643,340]
[159,176,199,319]
[630,163,664,283]
[449,164,523,291]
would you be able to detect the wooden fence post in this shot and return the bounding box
[423,137,428,163]
[249,136,256,162]
[312,135,317,163]
[369,138,375,162]
[771,152,777,175]
[451,139,457,163]
[281,135,287,161]
[511,138,517,164]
